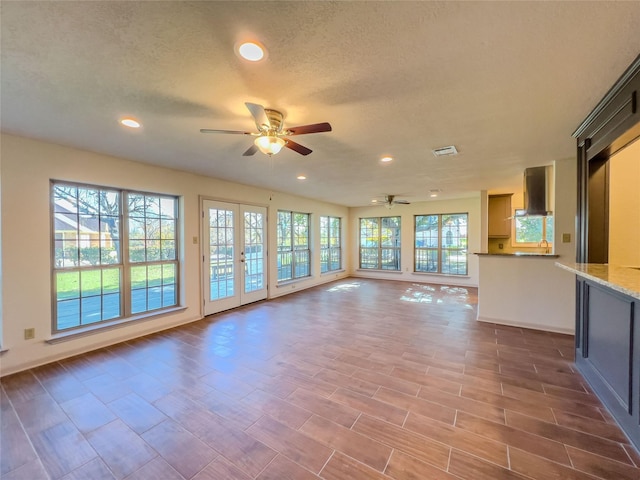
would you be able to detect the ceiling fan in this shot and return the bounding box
[200,102,332,156]
[374,195,411,209]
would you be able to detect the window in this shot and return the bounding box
[415,213,468,275]
[359,216,401,270]
[513,210,553,246]
[277,211,310,282]
[320,216,342,273]
[52,182,179,332]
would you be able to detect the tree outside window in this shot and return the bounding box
[513,209,553,245]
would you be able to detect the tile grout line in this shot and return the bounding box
[318,450,336,476]
[382,448,395,474]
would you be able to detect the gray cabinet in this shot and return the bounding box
[575,278,639,450]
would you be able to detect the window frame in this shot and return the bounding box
[277,210,311,282]
[320,216,342,273]
[414,213,468,276]
[511,209,554,247]
[51,180,180,333]
[359,216,401,271]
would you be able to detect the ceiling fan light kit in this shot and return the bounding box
[255,135,286,155]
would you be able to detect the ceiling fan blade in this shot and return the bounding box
[286,122,332,135]
[284,139,312,156]
[200,129,253,135]
[242,144,259,156]
[394,200,410,205]
[245,102,270,130]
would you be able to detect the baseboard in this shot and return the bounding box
[476,315,574,335]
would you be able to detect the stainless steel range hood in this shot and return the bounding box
[521,165,554,216]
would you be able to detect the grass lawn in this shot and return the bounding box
[56,264,175,300]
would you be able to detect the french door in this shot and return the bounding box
[202,200,267,315]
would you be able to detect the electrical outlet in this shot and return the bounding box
[24,328,35,340]
[562,233,571,243]
[192,236,198,244]
[499,243,504,249]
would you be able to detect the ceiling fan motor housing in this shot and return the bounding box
[263,109,284,133]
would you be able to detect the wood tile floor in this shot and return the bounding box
[2,278,639,479]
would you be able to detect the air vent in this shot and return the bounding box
[432,145,458,157]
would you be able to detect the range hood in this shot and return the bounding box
[520,165,554,216]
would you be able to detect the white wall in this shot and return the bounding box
[348,195,482,287]
[0,134,349,375]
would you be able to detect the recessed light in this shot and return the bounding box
[430,189,441,198]
[120,117,141,128]
[380,156,393,163]
[371,199,378,203]
[430,193,438,198]
[297,175,307,180]
[237,41,266,62]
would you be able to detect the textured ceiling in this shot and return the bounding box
[2,1,640,206]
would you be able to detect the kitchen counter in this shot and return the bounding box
[555,262,640,300]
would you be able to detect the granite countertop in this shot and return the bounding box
[475,252,559,258]
[555,262,640,300]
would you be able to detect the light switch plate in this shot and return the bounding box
[562,233,571,243]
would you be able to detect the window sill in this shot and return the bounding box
[356,269,403,274]
[276,277,311,288]
[46,306,187,344]
[412,272,470,279]
[321,269,345,276]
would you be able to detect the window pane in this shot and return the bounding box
[145,196,161,218]
[381,248,400,270]
[277,252,292,281]
[102,268,120,294]
[103,293,121,320]
[515,216,543,243]
[57,299,80,330]
[146,218,161,239]
[545,216,554,243]
[148,264,162,287]
[294,250,310,278]
[415,249,438,272]
[80,270,101,297]
[56,271,80,301]
[360,218,379,248]
[146,240,161,262]
[161,240,176,260]
[129,239,145,262]
[360,247,379,269]
[81,296,102,324]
